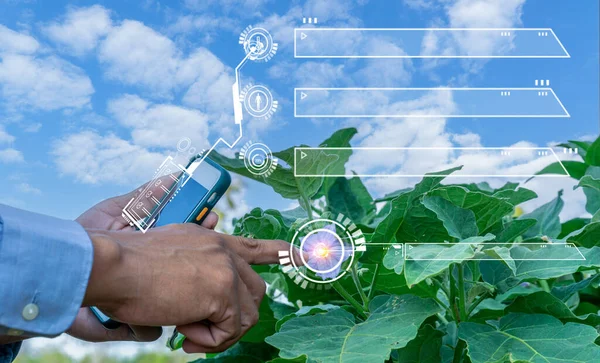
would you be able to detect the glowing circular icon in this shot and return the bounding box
[239,25,278,62]
[240,84,278,120]
[279,214,366,289]
[239,141,278,177]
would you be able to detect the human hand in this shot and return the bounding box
[82,223,294,353]
[70,184,219,343]
[75,182,219,231]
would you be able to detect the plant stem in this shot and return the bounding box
[432,295,449,311]
[351,265,370,310]
[539,280,551,293]
[367,264,380,300]
[301,195,313,220]
[436,313,449,325]
[332,281,368,319]
[453,340,466,363]
[311,205,323,216]
[449,266,458,322]
[457,264,468,322]
[432,278,451,299]
[467,292,490,317]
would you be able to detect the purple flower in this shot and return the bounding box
[301,224,352,280]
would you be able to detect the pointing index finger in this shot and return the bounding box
[220,235,297,265]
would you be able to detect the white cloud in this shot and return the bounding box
[0,126,15,144]
[0,24,39,54]
[99,20,182,96]
[108,94,211,149]
[268,61,345,87]
[23,122,42,133]
[52,131,164,185]
[99,20,235,102]
[0,148,24,163]
[403,0,441,10]
[446,0,525,28]
[166,15,238,41]
[51,94,216,185]
[0,53,94,111]
[43,5,112,55]
[184,0,272,15]
[181,48,235,115]
[16,182,41,195]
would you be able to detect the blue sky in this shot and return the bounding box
[0,0,598,224]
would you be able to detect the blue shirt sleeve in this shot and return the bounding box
[0,204,93,338]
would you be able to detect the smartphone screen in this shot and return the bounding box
[154,159,222,227]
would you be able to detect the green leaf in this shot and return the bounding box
[266,357,309,363]
[422,196,479,240]
[552,274,600,302]
[360,264,438,298]
[522,191,564,239]
[529,160,588,180]
[577,175,600,192]
[496,219,537,242]
[564,222,600,248]
[506,291,600,326]
[395,324,443,363]
[428,186,514,234]
[382,246,405,274]
[242,298,288,343]
[483,246,600,291]
[234,208,282,240]
[482,246,516,275]
[557,140,592,159]
[275,304,340,332]
[404,243,476,287]
[373,187,412,203]
[315,128,358,196]
[371,167,462,244]
[585,136,600,166]
[559,218,591,239]
[265,295,443,363]
[459,313,600,363]
[326,175,375,224]
[211,130,346,205]
[492,186,538,206]
[582,167,600,215]
[496,283,543,303]
[192,342,278,363]
[512,245,600,280]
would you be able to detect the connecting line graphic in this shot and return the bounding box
[122,53,251,232]
[188,54,249,174]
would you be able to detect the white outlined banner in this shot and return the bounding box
[294,147,571,178]
[365,243,585,261]
[294,88,570,118]
[294,28,570,58]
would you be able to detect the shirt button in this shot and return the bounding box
[22,303,39,321]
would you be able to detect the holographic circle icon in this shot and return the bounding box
[239,141,278,177]
[240,84,278,120]
[239,25,278,62]
[279,214,366,289]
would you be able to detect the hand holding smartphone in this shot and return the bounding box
[90,156,231,331]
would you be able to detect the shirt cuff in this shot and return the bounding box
[0,204,93,337]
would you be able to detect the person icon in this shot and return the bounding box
[255,93,263,111]
[255,35,264,53]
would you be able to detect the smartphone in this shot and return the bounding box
[90,156,231,329]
